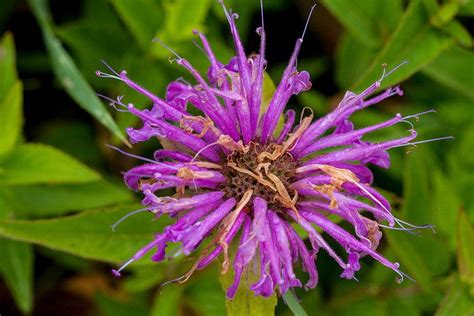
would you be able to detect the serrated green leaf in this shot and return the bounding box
[220,265,277,316]
[422,46,474,100]
[0,32,17,101]
[0,203,171,263]
[352,0,453,92]
[109,0,162,50]
[435,276,474,316]
[1,180,132,218]
[27,0,128,145]
[457,209,474,285]
[0,238,33,313]
[0,81,22,158]
[0,144,100,185]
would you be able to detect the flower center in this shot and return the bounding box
[220,142,299,213]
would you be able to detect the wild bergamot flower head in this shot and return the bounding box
[97,1,448,299]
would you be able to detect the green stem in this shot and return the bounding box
[282,291,308,316]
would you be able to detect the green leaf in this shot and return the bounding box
[123,265,164,293]
[459,0,474,16]
[27,0,128,145]
[457,209,474,285]
[440,20,473,48]
[0,238,33,313]
[0,144,100,185]
[386,148,451,292]
[296,90,328,116]
[151,0,212,59]
[0,33,22,158]
[435,276,474,316]
[335,33,378,88]
[0,203,171,263]
[186,267,226,316]
[108,0,162,50]
[36,121,103,168]
[352,0,453,92]
[220,264,277,316]
[0,32,17,101]
[56,18,131,73]
[1,180,132,218]
[385,231,445,292]
[151,285,183,316]
[323,0,403,47]
[261,72,284,136]
[0,81,22,158]
[96,291,149,316]
[162,0,211,42]
[432,169,461,250]
[322,0,381,47]
[422,46,474,101]
[430,1,459,27]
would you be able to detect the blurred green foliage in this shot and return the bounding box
[0,0,473,315]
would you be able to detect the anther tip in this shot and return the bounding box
[111,269,121,277]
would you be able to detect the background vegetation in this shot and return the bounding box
[0,0,473,315]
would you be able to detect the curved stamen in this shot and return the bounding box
[106,144,179,170]
[399,119,415,130]
[403,109,436,121]
[301,4,317,40]
[379,60,408,82]
[96,60,122,80]
[153,37,183,61]
[394,267,416,284]
[391,136,455,149]
[96,93,129,112]
[191,141,221,162]
[111,208,151,232]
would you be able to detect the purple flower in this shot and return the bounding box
[98,1,446,299]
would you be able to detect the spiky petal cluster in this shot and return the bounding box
[100,2,433,299]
